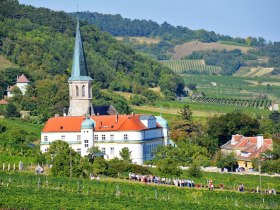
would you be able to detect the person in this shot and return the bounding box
[220,183,224,190]
[239,184,244,192]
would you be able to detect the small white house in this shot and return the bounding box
[7,74,30,97]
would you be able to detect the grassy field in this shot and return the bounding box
[0,171,279,209]
[115,36,161,44]
[171,41,252,59]
[0,118,43,138]
[0,55,17,70]
[234,67,274,77]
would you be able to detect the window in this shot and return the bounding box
[124,134,128,140]
[102,134,106,140]
[76,85,79,97]
[82,85,85,97]
[110,134,114,140]
[77,148,81,155]
[77,135,81,141]
[44,136,48,142]
[101,147,106,153]
[94,135,98,141]
[110,147,115,155]
[61,135,65,140]
[84,140,89,148]
[44,148,48,152]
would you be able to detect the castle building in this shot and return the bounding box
[7,74,30,98]
[40,18,169,164]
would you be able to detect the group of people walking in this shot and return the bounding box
[128,172,197,188]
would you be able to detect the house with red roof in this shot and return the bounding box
[221,134,273,171]
[40,18,169,164]
[7,74,30,98]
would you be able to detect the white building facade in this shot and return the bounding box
[40,115,168,164]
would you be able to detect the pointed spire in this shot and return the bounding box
[69,16,92,81]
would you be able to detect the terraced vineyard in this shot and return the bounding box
[0,171,279,209]
[190,97,272,109]
[160,60,221,75]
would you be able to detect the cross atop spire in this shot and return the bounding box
[68,17,92,81]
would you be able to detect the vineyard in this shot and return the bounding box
[190,97,272,109]
[0,171,279,209]
[160,60,221,75]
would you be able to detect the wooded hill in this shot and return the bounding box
[73,11,280,76]
[0,0,184,120]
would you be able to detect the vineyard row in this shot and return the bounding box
[190,97,272,109]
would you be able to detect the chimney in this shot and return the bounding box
[231,134,237,145]
[257,134,264,150]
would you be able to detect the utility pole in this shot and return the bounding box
[70,147,72,178]
[259,158,261,194]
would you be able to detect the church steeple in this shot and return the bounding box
[68,17,93,116]
[68,17,92,81]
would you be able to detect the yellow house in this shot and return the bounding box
[221,134,273,171]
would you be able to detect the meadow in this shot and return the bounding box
[0,171,279,209]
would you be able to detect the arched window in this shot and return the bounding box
[76,86,79,97]
[88,85,91,98]
[82,85,85,97]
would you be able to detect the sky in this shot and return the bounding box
[19,0,280,42]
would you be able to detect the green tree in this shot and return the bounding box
[216,152,238,172]
[187,162,202,178]
[207,110,259,145]
[45,140,81,177]
[4,103,20,118]
[156,158,182,177]
[178,104,192,121]
[119,147,131,162]
[92,157,108,175]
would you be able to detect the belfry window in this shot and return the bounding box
[82,85,85,97]
[76,86,79,97]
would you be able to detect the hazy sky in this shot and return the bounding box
[19,0,280,42]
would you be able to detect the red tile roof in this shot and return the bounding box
[221,134,273,161]
[16,74,30,83]
[42,114,157,132]
[0,99,8,105]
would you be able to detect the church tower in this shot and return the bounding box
[68,18,93,116]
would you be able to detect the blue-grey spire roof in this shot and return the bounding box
[69,18,93,81]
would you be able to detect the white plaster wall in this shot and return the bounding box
[41,132,81,143]
[95,142,144,164]
[81,129,94,156]
[93,131,143,142]
[16,83,28,95]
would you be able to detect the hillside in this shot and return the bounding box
[171,41,252,60]
[0,0,184,120]
[0,55,17,71]
[73,11,280,75]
